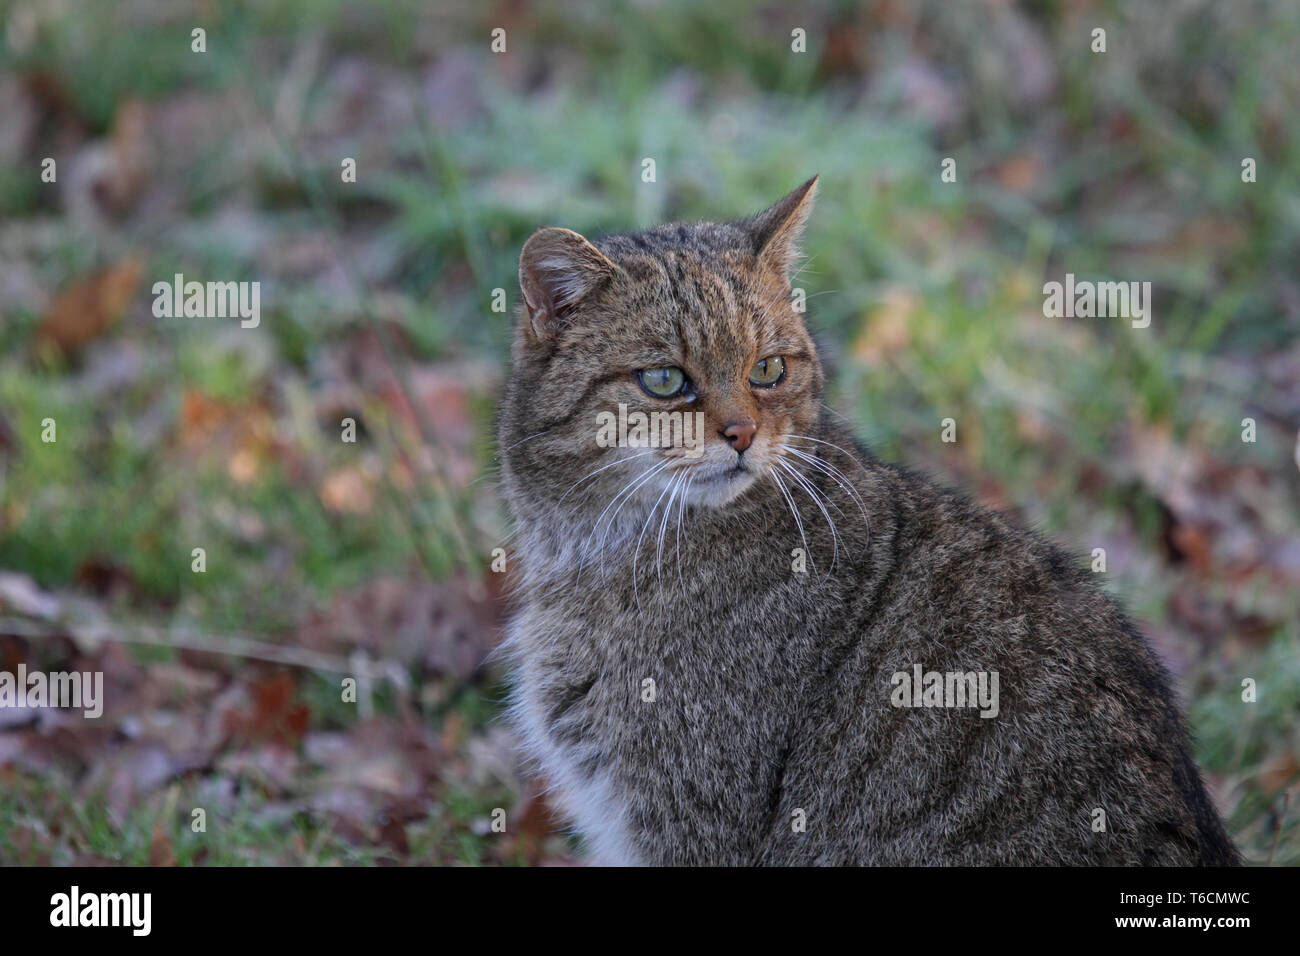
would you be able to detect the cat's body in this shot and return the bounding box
[498,179,1238,865]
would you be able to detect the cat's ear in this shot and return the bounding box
[518,227,618,341]
[749,176,819,279]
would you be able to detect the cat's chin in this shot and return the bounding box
[685,466,757,508]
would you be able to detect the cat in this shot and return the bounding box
[497,177,1239,866]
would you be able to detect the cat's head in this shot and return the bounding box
[501,178,823,519]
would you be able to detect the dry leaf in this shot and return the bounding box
[224,673,311,748]
[38,257,142,354]
[149,817,177,866]
[994,154,1040,192]
[102,100,149,214]
[1258,752,1300,795]
[852,287,916,366]
[37,258,142,354]
[319,465,375,514]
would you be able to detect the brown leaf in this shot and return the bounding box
[1258,752,1300,795]
[509,783,564,866]
[37,258,142,354]
[851,287,915,367]
[319,464,376,514]
[376,815,410,857]
[994,154,1040,193]
[74,560,137,600]
[101,100,149,215]
[177,391,276,483]
[225,673,311,748]
[179,389,231,438]
[1169,521,1214,574]
[148,817,176,866]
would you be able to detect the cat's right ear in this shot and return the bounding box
[749,176,818,280]
[518,227,618,341]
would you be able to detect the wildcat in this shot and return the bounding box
[497,178,1239,866]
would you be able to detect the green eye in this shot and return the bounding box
[749,355,785,387]
[638,366,686,398]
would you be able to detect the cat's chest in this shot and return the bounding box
[518,550,818,683]
[508,590,812,863]
[505,497,853,848]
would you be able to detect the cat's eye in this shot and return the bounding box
[638,366,687,398]
[749,356,785,387]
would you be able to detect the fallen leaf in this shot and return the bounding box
[1169,522,1214,573]
[1258,752,1300,795]
[149,817,176,866]
[319,464,376,514]
[101,100,149,215]
[994,154,1040,193]
[852,287,915,366]
[376,814,409,857]
[224,673,311,748]
[37,258,142,354]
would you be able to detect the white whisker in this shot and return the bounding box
[769,465,813,576]
[498,428,553,457]
[780,444,870,533]
[777,457,839,582]
[655,471,685,600]
[781,434,873,547]
[558,449,657,505]
[586,458,672,574]
[675,472,695,594]
[633,472,677,613]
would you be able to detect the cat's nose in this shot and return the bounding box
[721,420,757,453]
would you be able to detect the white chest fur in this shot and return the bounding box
[504,594,643,865]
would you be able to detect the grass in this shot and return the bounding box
[0,0,1296,864]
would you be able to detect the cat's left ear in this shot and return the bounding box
[518,227,619,341]
[749,176,819,280]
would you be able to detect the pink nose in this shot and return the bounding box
[722,420,757,453]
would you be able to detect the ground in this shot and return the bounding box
[0,0,1296,865]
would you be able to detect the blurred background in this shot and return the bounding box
[0,0,1296,865]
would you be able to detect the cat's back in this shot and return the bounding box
[770,439,1238,864]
